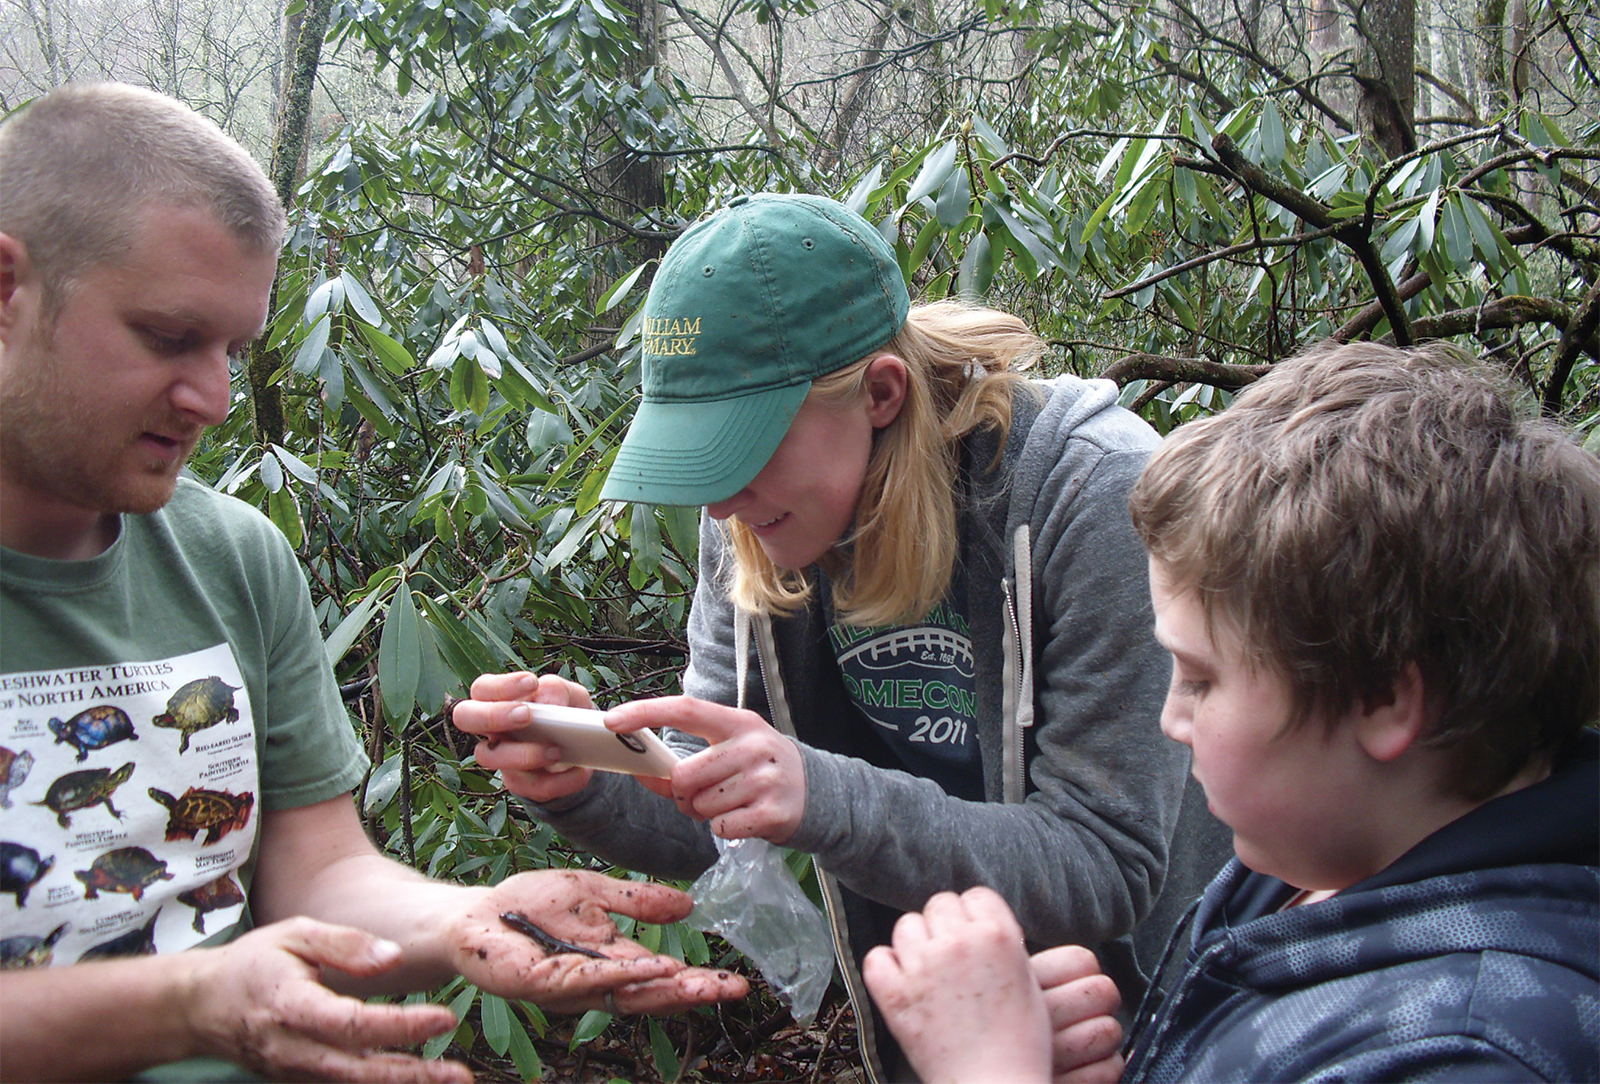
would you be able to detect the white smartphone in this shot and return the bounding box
[509,702,678,778]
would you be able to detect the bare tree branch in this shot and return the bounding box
[1100,352,1273,387]
[1105,223,1343,299]
[819,0,895,171]
[1379,295,1593,360]
[1212,133,1413,345]
[1542,278,1600,413]
[665,0,813,182]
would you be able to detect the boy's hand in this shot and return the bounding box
[607,696,806,844]
[862,887,1053,1084]
[1030,945,1125,1082]
[451,672,598,802]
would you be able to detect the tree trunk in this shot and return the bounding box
[268,0,331,209]
[1355,0,1417,158]
[1427,4,1447,117]
[589,0,667,326]
[1311,0,1341,51]
[147,0,180,95]
[1509,0,1533,102]
[248,0,333,448]
[1477,0,1509,112]
[818,0,894,172]
[1166,0,1193,58]
[609,0,666,251]
[21,0,65,86]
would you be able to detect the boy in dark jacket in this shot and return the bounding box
[862,340,1600,1084]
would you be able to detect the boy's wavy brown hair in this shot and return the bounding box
[1129,340,1600,800]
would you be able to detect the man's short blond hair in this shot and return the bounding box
[0,83,285,318]
[1129,340,1600,800]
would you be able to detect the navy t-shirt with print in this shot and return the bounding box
[829,594,983,801]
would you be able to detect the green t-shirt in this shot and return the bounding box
[0,477,367,969]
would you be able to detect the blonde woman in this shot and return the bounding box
[456,194,1227,1081]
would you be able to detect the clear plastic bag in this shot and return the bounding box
[688,836,835,1025]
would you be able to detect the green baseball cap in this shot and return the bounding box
[600,193,911,506]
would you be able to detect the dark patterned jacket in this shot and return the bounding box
[1124,729,1600,1083]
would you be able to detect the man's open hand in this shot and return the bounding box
[444,868,749,1014]
[183,917,469,1082]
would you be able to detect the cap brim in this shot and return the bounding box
[600,382,812,506]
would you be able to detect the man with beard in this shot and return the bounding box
[0,83,745,1083]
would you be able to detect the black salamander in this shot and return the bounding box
[498,910,608,958]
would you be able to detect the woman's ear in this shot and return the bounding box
[1353,661,1430,763]
[863,353,909,428]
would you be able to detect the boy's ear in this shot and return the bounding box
[1353,662,1429,763]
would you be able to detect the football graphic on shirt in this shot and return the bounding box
[834,627,975,677]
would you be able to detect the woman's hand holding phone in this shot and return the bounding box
[508,702,678,777]
[455,679,805,844]
[451,672,601,802]
[608,697,807,845]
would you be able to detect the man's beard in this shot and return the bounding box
[0,371,195,518]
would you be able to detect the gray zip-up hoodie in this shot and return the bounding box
[529,377,1229,1080]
